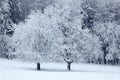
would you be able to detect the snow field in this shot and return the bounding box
[0,59,120,80]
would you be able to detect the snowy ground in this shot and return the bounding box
[0,58,120,80]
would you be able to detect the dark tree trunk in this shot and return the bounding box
[103,53,106,64]
[37,62,40,70]
[67,62,71,71]
[64,58,73,71]
[102,44,108,64]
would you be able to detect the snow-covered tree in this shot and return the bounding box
[0,0,14,58]
[31,0,55,13]
[0,35,12,58]
[44,4,83,70]
[8,0,22,24]
[81,0,120,65]
[94,22,120,64]
[43,4,103,70]
[0,0,13,35]
[12,9,63,70]
[81,0,99,30]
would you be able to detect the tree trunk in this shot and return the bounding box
[67,62,71,71]
[102,43,109,64]
[64,58,73,71]
[103,53,106,64]
[37,62,40,70]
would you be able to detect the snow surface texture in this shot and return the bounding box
[0,58,120,80]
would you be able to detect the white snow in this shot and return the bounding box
[0,58,120,80]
